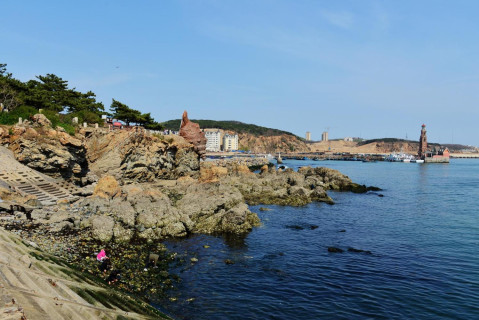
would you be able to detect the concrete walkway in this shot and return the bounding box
[0,228,164,319]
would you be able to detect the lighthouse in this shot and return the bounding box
[418,124,427,159]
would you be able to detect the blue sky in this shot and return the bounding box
[1,0,478,146]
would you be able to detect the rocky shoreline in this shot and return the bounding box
[0,114,380,317]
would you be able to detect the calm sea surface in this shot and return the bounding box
[159,159,479,319]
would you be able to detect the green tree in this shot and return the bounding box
[67,90,104,114]
[23,74,104,115]
[24,74,72,112]
[110,98,142,126]
[0,63,23,111]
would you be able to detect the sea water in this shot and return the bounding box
[160,159,479,319]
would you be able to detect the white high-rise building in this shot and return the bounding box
[322,131,329,142]
[205,129,221,152]
[223,133,239,151]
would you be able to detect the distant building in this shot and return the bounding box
[305,131,311,141]
[322,131,329,142]
[204,129,221,152]
[223,133,239,151]
[344,137,353,142]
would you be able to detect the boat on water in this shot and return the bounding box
[385,153,415,162]
[412,159,425,163]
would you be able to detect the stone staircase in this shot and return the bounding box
[0,229,167,319]
[0,147,80,206]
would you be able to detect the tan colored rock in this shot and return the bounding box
[32,113,52,127]
[94,175,121,199]
[199,164,228,182]
[176,176,197,186]
[0,186,38,205]
[179,111,206,158]
[260,165,269,174]
[11,125,25,136]
[46,129,57,137]
[86,130,200,182]
[24,127,38,138]
[231,164,253,176]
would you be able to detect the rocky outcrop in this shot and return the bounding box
[179,111,206,159]
[174,182,260,234]
[238,132,309,154]
[214,165,379,206]
[70,175,259,243]
[85,129,200,183]
[78,183,192,243]
[31,113,52,127]
[0,116,88,184]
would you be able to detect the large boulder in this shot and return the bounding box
[93,175,121,199]
[90,215,115,242]
[175,183,260,234]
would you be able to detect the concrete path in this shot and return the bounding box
[0,228,164,319]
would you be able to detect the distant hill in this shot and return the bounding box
[160,119,302,139]
[357,138,439,146]
[358,139,475,152]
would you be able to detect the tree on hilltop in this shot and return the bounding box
[22,73,105,116]
[110,98,142,126]
[110,99,163,129]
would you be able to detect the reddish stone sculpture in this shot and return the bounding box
[179,111,206,158]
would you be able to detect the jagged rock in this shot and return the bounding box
[86,130,200,182]
[179,111,206,159]
[77,183,195,243]
[11,125,25,135]
[175,183,260,234]
[32,113,52,127]
[4,126,88,183]
[0,186,39,206]
[199,163,228,182]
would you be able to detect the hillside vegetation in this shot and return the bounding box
[161,119,301,138]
